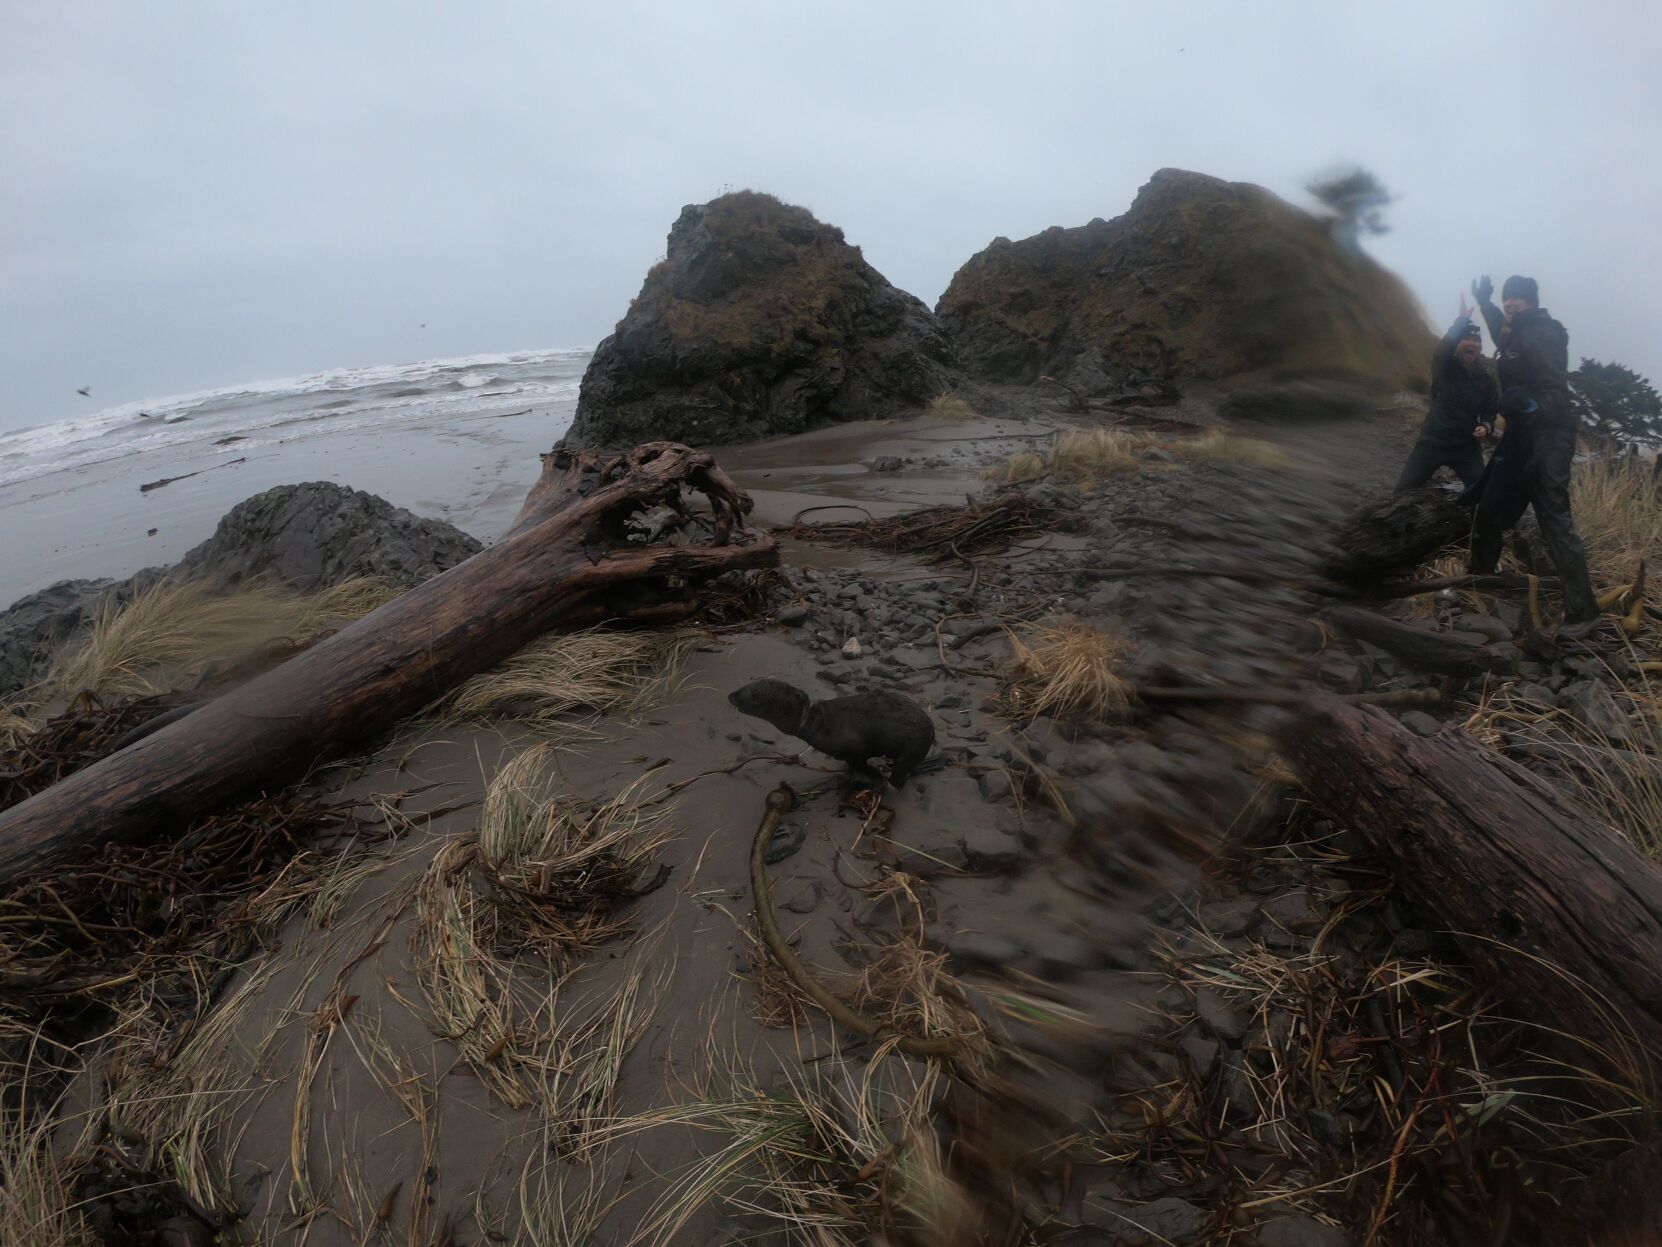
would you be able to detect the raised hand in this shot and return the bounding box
[1459,293,1473,320]
[1472,275,1494,304]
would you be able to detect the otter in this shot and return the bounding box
[728,678,935,788]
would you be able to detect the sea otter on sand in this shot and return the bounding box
[727,678,935,789]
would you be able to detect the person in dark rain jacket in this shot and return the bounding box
[1395,298,1498,490]
[1466,274,1600,633]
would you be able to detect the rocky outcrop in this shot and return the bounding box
[936,168,1432,398]
[0,483,480,698]
[565,192,957,447]
[176,481,481,589]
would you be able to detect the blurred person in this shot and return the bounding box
[1394,295,1497,490]
[1467,274,1599,633]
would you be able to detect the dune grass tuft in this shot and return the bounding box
[438,628,686,729]
[1003,619,1134,721]
[1571,454,1662,597]
[49,576,394,701]
[987,426,1289,485]
[924,392,978,421]
[415,745,671,1123]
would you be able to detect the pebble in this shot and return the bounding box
[946,931,1022,970]
[1256,1213,1352,1247]
[1400,710,1441,736]
[1563,679,1634,744]
[1262,890,1323,935]
[1104,1196,1208,1245]
[1179,1034,1219,1078]
[1198,898,1261,938]
[775,603,810,626]
[763,822,807,865]
[1194,986,1247,1041]
[959,824,1022,872]
[841,637,863,658]
[978,768,1015,802]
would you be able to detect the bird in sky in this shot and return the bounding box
[76,385,91,396]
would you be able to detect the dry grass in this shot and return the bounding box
[437,628,687,729]
[415,746,672,1129]
[0,1069,95,1247]
[987,427,1291,485]
[1572,453,1662,596]
[49,576,393,701]
[924,392,978,421]
[1002,618,1134,721]
[1465,671,1662,859]
[584,1045,957,1247]
[1099,819,1659,1237]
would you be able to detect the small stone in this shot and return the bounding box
[778,881,825,914]
[1458,612,1512,643]
[841,637,863,659]
[1306,1107,1362,1145]
[1193,986,1247,1040]
[763,822,807,865]
[1256,1213,1351,1247]
[1262,890,1323,935]
[776,603,810,626]
[977,768,1014,802]
[947,931,1022,970]
[959,824,1021,872]
[1030,933,1098,979]
[1110,1196,1208,1245]
[1198,898,1261,938]
[1179,1034,1219,1078]
[1563,680,1634,743]
[1509,681,1557,713]
[1400,710,1441,736]
[870,455,903,472]
[1139,447,1176,467]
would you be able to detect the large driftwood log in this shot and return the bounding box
[0,443,777,886]
[1284,697,1662,1073]
[1322,486,1471,583]
[1324,606,1516,677]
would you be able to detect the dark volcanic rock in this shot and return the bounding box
[177,482,481,589]
[0,483,480,697]
[936,168,1432,398]
[566,191,958,447]
[0,577,140,697]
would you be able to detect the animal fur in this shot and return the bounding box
[728,678,935,787]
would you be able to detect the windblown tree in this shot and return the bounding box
[1306,165,1393,252]
[1569,357,1662,444]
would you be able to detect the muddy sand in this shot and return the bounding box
[15,398,1646,1245]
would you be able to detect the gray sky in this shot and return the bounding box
[4,1,1660,431]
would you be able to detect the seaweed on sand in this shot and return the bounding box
[778,493,1081,563]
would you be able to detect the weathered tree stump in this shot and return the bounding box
[0,443,777,886]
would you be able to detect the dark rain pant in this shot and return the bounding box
[1470,419,1599,622]
[1395,439,1486,492]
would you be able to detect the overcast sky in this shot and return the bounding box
[4,1,1659,431]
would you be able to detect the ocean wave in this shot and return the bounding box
[0,347,591,489]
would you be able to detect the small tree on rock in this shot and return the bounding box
[1569,358,1662,444]
[1307,166,1393,252]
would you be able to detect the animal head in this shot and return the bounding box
[728,678,810,735]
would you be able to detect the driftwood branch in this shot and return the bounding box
[0,443,777,886]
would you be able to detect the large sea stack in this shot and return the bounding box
[565,192,957,447]
[936,168,1432,397]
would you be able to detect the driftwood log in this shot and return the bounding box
[1284,697,1662,1075]
[1322,486,1471,583]
[1324,606,1517,677]
[0,442,777,886]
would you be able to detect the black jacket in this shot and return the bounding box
[1478,301,1571,421]
[1418,315,1499,448]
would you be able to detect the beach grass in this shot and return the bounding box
[49,576,394,701]
[923,392,978,421]
[987,426,1290,485]
[1002,619,1134,721]
[436,628,687,729]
